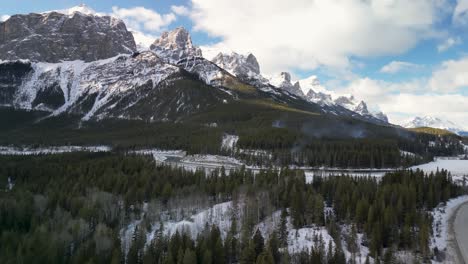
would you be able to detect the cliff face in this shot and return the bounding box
[0,11,136,63]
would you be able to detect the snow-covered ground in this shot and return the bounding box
[411,158,468,185]
[161,201,234,239]
[221,134,239,151]
[180,154,243,170]
[0,145,111,155]
[131,149,186,163]
[6,177,14,191]
[400,150,417,157]
[120,201,237,258]
[304,170,388,184]
[430,195,468,263]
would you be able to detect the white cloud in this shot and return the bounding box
[380,61,422,74]
[437,37,462,52]
[190,0,447,74]
[429,57,468,92]
[0,15,10,22]
[111,6,176,33]
[131,30,157,50]
[453,0,468,25]
[171,5,190,16]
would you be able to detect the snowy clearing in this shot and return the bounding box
[0,145,111,155]
[400,150,417,157]
[221,134,239,151]
[411,158,468,185]
[131,149,187,162]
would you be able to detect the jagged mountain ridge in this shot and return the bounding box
[0,52,234,121]
[0,5,390,128]
[209,52,389,123]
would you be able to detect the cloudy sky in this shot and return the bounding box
[2,0,468,128]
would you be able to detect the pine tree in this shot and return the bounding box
[182,248,197,264]
[253,229,264,258]
[279,209,288,247]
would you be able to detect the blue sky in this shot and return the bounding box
[2,0,468,127]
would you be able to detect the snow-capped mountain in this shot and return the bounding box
[403,116,466,135]
[269,72,305,97]
[298,77,334,106]
[0,50,236,121]
[211,52,269,86]
[207,49,388,123]
[150,27,232,87]
[298,75,328,95]
[150,27,203,64]
[305,89,334,106]
[334,95,388,122]
[0,5,135,63]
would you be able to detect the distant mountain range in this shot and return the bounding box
[0,4,389,126]
[403,116,467,136]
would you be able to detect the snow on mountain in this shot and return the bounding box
[0,6,136,62]
[150,27,203,64]
[403,116,465,135]
[0,52,182,120]
[305,89,334,106]
[298,75,329,95]
[374,111,389,123]
[354,101,370,116]
[211,52,269,86]
[334,95,388,122]
[269,72,305,97]
[150,27,389,124]
[150,27,231,86]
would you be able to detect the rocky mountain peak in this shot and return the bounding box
[268,72,304,97]
[355,101,369,115]
[212,52,261,76]
[0,9,136,62]
[374,112,389,123]
[245,53,260,73]
[306,89,333,106]
[281,72,292,83]
[334,95,355,108]
[150,27,202,63]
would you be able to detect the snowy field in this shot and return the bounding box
[0,145,111,155]
[411,159,468,176]
[304,170,388,183]
[411,158,468,184]
[131,149,187,162]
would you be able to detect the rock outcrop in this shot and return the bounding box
[0,6,136,62]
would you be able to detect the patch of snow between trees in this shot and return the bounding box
[221,134,239,151]
[0,145,111,155]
